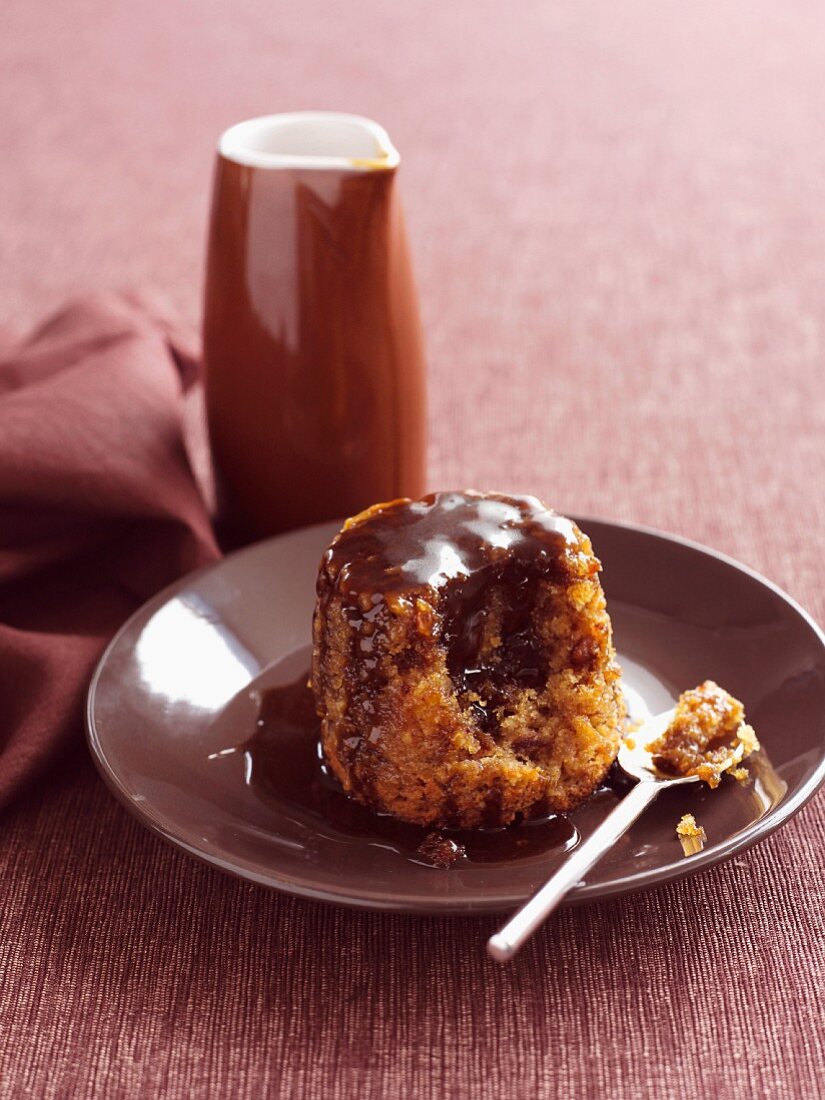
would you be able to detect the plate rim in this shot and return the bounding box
[85,514,825,914]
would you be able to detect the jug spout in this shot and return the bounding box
[218,111,400,171]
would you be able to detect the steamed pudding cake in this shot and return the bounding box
[312,491,625,828]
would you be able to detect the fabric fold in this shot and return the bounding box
[0,294,220,809]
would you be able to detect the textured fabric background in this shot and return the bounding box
[1,2,824,1097]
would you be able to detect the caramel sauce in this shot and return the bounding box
[324,492,581,597]
[243,670,582,867]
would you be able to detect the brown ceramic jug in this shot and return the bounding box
[203,112,427,543]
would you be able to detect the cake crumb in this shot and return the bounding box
[729,766,750,784]
[676,813,706,856]
[736,723,759,756]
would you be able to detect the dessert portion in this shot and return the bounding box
[312,490,625,828]
[647,680,759,787]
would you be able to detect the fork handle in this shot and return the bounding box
[487,780,661,962]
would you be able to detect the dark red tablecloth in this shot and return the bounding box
[1,2,823,1097]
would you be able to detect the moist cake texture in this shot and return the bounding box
[311,490,625,827]
[648,680,759,788]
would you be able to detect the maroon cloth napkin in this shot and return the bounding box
[0,294,219,809]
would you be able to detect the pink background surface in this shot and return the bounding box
[1,2,824,1097]
[4,2,825,567]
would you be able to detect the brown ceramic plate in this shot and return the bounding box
[86,517,825,914]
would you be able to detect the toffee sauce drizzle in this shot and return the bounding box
[324,492,581,596]
[241,671,633,868]
[323,492,587,703]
